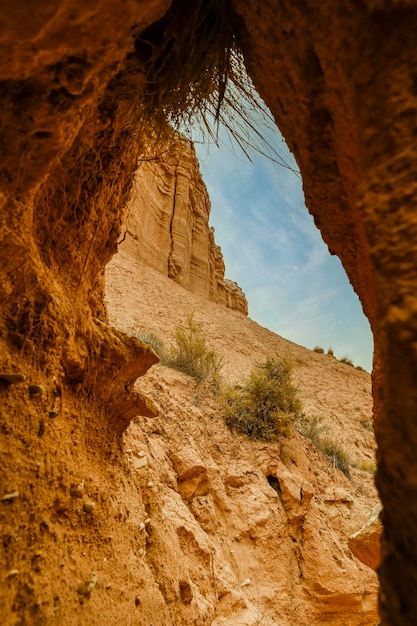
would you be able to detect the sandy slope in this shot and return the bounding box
[104,250,379,625]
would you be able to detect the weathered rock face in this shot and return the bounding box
[105,254,380,625]
[0,0,170,435]
[1,0,417,624]
[231,2,417,623]
[349,505,383,572]
[121,136,248,315]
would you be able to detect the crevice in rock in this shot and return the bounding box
[168,161,179,280]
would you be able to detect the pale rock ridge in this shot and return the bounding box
[120,136,248,315]
[348,505,382,572]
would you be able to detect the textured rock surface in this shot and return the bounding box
[1,0,417,624]
[231,2,417,622]
[349,506,383,572]
[121,136,248,315]
[105,253,379,625]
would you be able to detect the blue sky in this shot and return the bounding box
[194,127,374,372]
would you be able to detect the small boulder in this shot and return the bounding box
[348,505,382,570]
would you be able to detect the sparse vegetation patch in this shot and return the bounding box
[223,357,302,441]
[167,314,222,383]
[339,356,354,367]
[295,414,351,479]
[354,460,377,474]
[131,315,222,385]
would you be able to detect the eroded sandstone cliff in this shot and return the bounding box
[120,135,248,315]
[105,252,380,625]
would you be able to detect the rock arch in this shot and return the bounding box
[1,1,417,623]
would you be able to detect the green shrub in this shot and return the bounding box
[313,345,325,354]
[223,357,302,441]
[167,314,222,383]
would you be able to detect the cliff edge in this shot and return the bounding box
[120,136,248,315]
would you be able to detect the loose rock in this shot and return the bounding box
[133,457,148,470]
[29,384,45,396]
[83,501,96,513]
[0,373,26,384]
[70,483,84,499]
[1,490,19,502]
[77,572,97,599]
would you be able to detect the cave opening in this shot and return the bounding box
[194,123,374,372]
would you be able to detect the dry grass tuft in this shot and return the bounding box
[354,459,377,474]
[167,314,223,384]
[339,356,354,367]
[295,414,351,479]
[134,0,301,175]
[131,330,169,363]
[136,0,245,131]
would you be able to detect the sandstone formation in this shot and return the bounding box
[1,0,417,624]
[229,5,417,622]
[349,505,383,572]
[121,135,248,315]
[105,253,380,625]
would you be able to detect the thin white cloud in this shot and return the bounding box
[195,129,374,372]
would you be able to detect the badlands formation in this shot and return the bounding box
[1,0,417,624]
[106,199,381,624]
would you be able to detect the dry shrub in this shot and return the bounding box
[355,460,377,474]
[339,356,354,367]
[313,345,325,354]
[327,347,334,356]
[130,318,222,384]
[223,358,302,441]
[131,330,169,363]
[295,414,351,479]
[167,314,222,384]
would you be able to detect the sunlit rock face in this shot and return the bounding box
[120,135,248,315]
[349,505,382,571]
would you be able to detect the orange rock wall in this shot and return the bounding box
[121,137,248,315]
[1,0,417,624]
[232,1,417,623]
